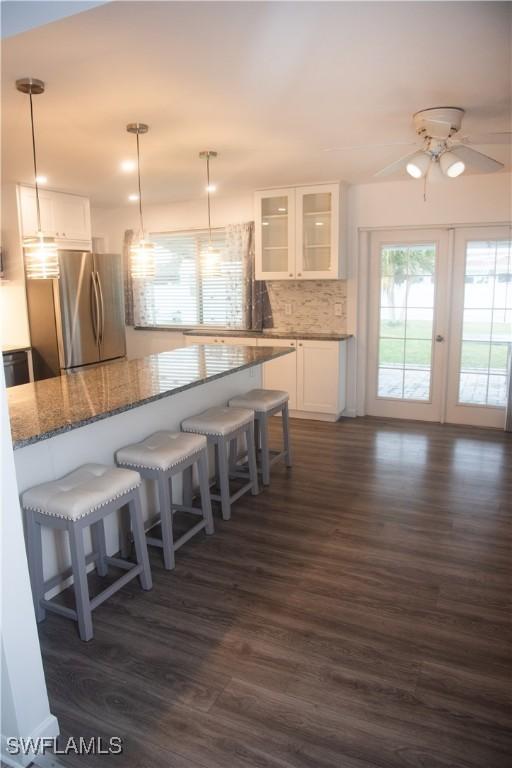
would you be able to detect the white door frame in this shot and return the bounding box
[356,221,511,425]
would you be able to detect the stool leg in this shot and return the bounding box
[282,402,293,467]
[25,511,46,622]
[217,437,231,521]
[229,438,238,473]
[157,474,175,570]
[129,491,152,591]
[91,520,108,576]
[119,504,132,559]
[68,523,93,642]
[259,414,271,486]
[247,422,259,496]
[198,450,214,535]
[182,465,193,507]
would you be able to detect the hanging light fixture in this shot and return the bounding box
[199,150,221,275]
[127,123,156,279]
[16,78,59,279]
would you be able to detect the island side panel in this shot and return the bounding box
[14,366,261,592]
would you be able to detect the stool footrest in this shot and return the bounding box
[40,600,77,621]
[211,480,253,505]
[90,564,143,610]
[105,556,137,571]
[43,552,98,593]
[174,520,206,551]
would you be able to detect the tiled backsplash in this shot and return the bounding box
[264,280,347,333]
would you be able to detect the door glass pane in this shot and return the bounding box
[377,244,436,401]
[458,240,512,407]
[261,196,289,273]
[302,191,332,272]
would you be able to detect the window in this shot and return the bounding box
[377,243,436,401]
[133,228,245,328]
[458,239,511,407]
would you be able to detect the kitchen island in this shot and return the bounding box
[8,343,294,590]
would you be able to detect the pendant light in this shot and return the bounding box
[127,123,156,279]
[16,78,59,279]
[199,150,221,274]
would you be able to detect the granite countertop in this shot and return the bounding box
[181,329,353,341]
[8,344,294,449]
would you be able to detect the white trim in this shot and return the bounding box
[359,221,511,233]
[1,715,59,768]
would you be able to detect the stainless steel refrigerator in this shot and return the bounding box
[26,250,126,380]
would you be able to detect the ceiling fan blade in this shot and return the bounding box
[455,131,512,145]
[324,141,417,152]
[451,144,505,172]
[374,151,419,178]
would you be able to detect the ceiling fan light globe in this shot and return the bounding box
[440,151,465,178]
[405,151,430,179]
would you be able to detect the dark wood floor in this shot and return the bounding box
[38,417,512,768]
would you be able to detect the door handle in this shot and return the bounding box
[435,334,444,342]
[90,272,100,346]
[95,271,105,346]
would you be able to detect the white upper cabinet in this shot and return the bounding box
[18,186,91,248]
[254,189,295,280]
[255,183,345,280]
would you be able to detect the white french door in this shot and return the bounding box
[367,229,449,421]
[366,226,512,428]
[445,228,511,427]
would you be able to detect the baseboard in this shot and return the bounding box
[1,714,59,768]
[288,410,340,422]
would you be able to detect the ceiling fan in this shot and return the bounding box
[325,107,510,182]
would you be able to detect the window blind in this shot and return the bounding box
[133,227,245,329]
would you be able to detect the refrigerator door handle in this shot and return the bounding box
[90,271,100,346]
[96,270,105,346]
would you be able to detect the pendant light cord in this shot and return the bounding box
[206,154,212,244]
[136,131,144,235]
[29,90,42,233]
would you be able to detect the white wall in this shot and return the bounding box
[1,367,59,767]
[93,172,511,414]
[345,172,512,415]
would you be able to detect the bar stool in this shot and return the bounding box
[228,389,292,485]
[22,463,152,642]
[116,431,214,570]
[181,406,259,521]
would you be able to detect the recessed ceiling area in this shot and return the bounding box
[2,1,511,207]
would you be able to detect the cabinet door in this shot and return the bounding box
[52,193,91,241]
[18,186,55,237]
[296,184,339,279]
[297,340,340,413]
[257,338,297,409]
[255,189,295,280]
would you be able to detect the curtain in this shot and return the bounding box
[122,229,134,326]
[506,346,512,432]
[226,221,270,330]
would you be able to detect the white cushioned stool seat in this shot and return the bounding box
[21,463,141,522]
[116,431,207,472]
[228,389,289,413]
[182,406,254,437]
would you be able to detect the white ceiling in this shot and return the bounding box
[2,1,511,208]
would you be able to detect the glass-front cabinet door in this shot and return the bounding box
[296,184,339,279]
[255,189,295,280]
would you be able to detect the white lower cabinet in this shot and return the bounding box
[260,338,346,420]
[258,339,298,410]
[296,340,343,414]
[185,334,347,420]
